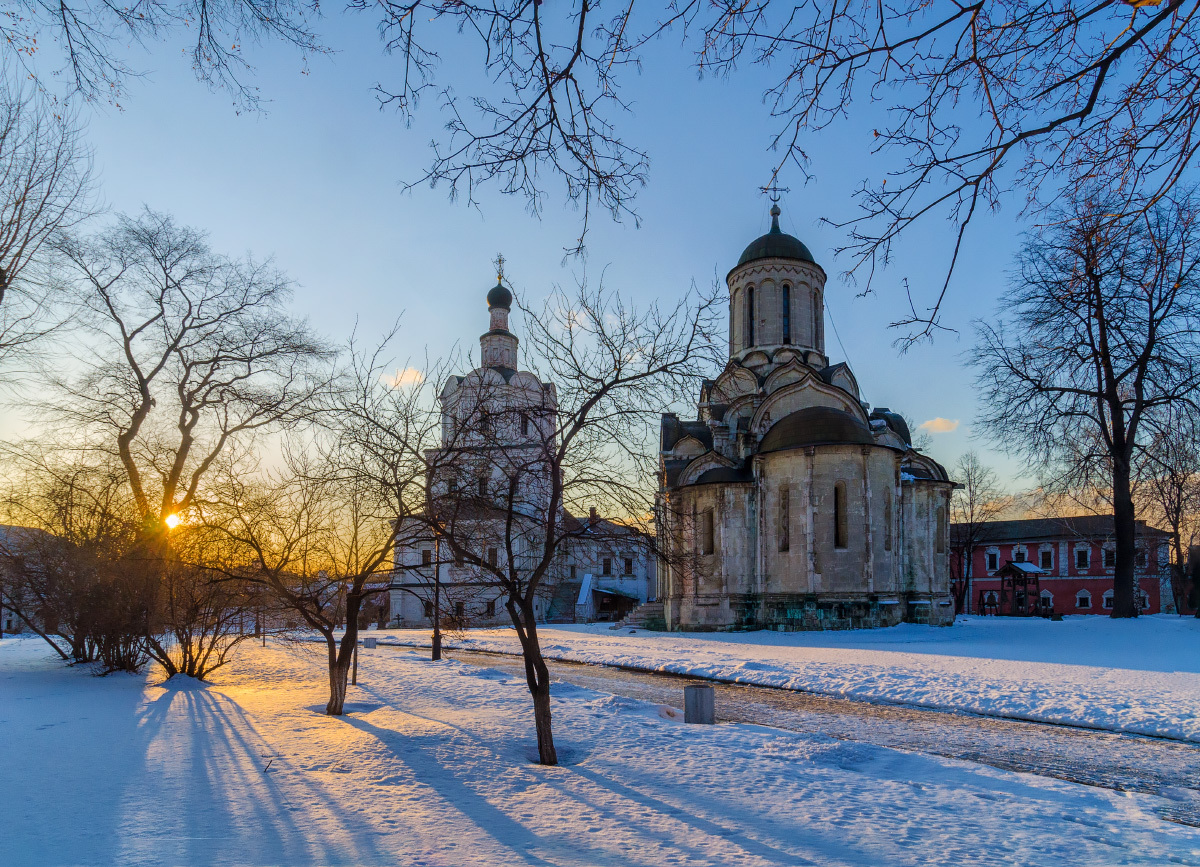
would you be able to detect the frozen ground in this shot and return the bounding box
[3,636,1200,866]
[377,615,1200,741]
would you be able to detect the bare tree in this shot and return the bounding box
[0,75,93,362]
[0,445,148,671]
[1138,406,1200,615]
[423,279,720,764]
[33,208,332,677]
[949,451,1008,614]
[5,0,325,109]
[974,193,1200,618]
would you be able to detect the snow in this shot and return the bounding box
[3,633,1200,865]
[376,614,1200,742]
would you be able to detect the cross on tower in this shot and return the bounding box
[759,180,790,204]
[494,253,506,283]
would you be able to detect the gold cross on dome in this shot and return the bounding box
[494,253,506,283]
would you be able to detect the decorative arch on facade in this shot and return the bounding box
[676,452,739,487]
[826,365,859,399]
[671,436,709,459]
[709,364,761,404]
[750,376,867,432]
[763,357,817,396]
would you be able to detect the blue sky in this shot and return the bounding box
[17,12,1031,484]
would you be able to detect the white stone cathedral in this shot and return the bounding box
[657,203,955,630]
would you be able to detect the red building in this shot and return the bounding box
[950,516,1172,616]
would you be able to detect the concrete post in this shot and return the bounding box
[684,684,715,724]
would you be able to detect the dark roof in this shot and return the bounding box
[660,414,714,452]
[759,406,873,453]
[731,204,817,273]
[487,280,513,310]
[951,515,1170,544]
[691,465,753,485]
[869,407,911,445]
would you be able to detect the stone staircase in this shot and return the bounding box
[619,600,666,630]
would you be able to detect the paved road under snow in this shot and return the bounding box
[442,648,1200,828]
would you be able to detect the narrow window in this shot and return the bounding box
[520,412,529,436]
[421,549,432,566]
[1040,550,1052,570]
[569,565,577,580]
[812,294,820,345]
[987,552,998,571]
[699,509,715,555]
[1076,548,1089,570]
[602,557,612,576]
[778,486,790,552]
[834,482,848,550]
[883,489,893,552]
[486,598,496,617]
[487,547,498,567]
[782,285,791,344]
[936,506,946,554]
[1103,548,1115,568]
[623,557,633,575]
[746,286,755,346]
[478,477,488,497]
[455,601,465,619]
[423,601,434,618]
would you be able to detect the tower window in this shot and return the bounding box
[746,286,755,346]
[698,509,715,555]
[834,482,848,550]
[782,285,791,344]
[520,412,529,436]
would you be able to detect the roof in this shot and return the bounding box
[759,406,873,453]
[660,414,714,452]
[486,280,513,310]
[731,204,816,273]
[995,560,1044,576]
[951,515,1170,544]
[869,407,911,446]
[691,465,754,485]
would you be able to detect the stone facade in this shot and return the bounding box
[657,204,955,631]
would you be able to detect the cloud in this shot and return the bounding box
[382,367,425,389]
[918,417,960,434]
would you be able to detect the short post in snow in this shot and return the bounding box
[684,684,715,724]
[363,636,378,649]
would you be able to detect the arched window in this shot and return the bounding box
[883,489,893,552]
[746,286,755,346]
[1076,590,1091,609]
[778,486,790,552]
[812,293,820,345]
[936,505,946,553]
[834,482,848,549]
[782,285,791,344]
[1102,589,1114,610]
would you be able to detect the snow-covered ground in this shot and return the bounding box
[3,634,1199,866]
[377,614,1200,742]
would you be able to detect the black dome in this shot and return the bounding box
[759,406,873,453]
[734,204,816,270]
[487,281,513,310]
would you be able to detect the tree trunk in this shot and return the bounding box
[1111,462,1138,618]
[326,593,362,715]
[509,600,557,765]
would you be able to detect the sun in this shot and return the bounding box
[164,513,182,530]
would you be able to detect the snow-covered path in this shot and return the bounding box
[3,636,1199,866]
[449,648,1200,826]
[377,615,1200,742]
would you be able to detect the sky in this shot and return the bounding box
[9,10,1032,485]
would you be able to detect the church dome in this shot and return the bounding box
[759,407,873,453]
[735,204,815,269]
[487,281,513,310]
